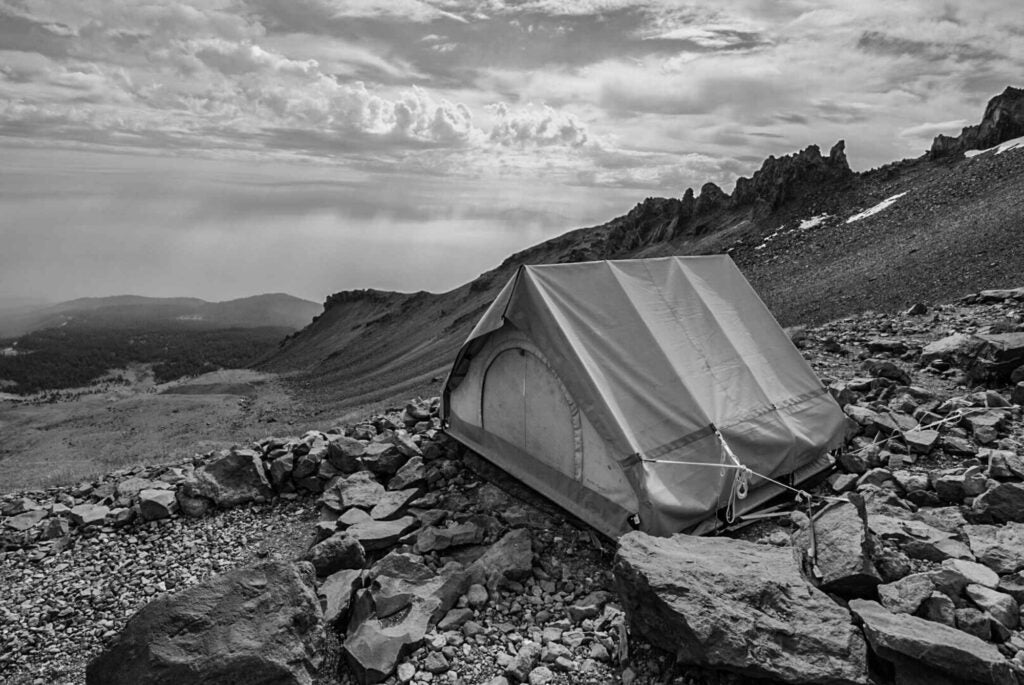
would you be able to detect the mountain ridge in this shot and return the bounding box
[0,292,322,338]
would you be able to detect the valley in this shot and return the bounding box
[0,368,324,491]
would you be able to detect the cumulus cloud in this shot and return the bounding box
[486,103,590,147]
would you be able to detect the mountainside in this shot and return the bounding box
[263,87,1024,412]
[0,293,322,338]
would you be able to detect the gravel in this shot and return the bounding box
[0,497,318,684]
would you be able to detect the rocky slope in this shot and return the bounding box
[3,285,1024,685]
[262,87,1024,416]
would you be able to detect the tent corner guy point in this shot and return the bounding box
[441,255,847,538]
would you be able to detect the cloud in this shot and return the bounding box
[486,103,589,147]
[898,119,969,139]
[191,39,319,77]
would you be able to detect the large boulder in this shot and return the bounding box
[178,450,274,509]
[86,561,325,685]
[850,599,1016,685]
[613,532,867,685]
[792,498,881,598]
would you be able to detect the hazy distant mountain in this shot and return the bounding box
[0,293,322,338]
[260,87,1024,410]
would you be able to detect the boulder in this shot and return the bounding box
[327,436,365,473]
[361,443,407,477]
[972,482,1024,523]
[116,477,169,502]
[964,523,1024,574]
[269,454,295,491]
[346,516,418,551]
[175,489,212,518]
[344,554,469,684]
[85,561,325,685]
[70,504,110,527]
[878,574,934,614]
[791,498,881,598]
[943,558,999,589]
[138,489,177,521]
[850,599,1014,685]
[920,592,957,627]
[321,471,385,512]
[902,429,938,455]
[414,522,487,554]
[985,450,1024,480]
[468,529,534,592]
[920,333,985,368]
[304,532,366,576]
[319,568,362,625]
[388,457,425,491]
[614,532,867,685]
[179,450,274,509]
[965,584,1018,631]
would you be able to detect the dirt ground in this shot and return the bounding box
[0,368,328,492]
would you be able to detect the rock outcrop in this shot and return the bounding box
[613,531,868,684]
[731,141,854,209]
[850,599,1018,685]
[930,86,1024,158]
[85,560,325,685]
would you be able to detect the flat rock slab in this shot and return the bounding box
[86,560,325,685]
[369,489,421,521]
[850,599,1016,685]
[346,516,418,551]
[4,510,47,531]
[414,522,486,553]
[614,532,867,685]
[868,514,973,561]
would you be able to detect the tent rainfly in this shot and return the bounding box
[441,256,847,538]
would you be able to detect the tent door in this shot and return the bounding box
[481,347,583,480]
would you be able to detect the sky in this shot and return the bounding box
[1,0,1022,304]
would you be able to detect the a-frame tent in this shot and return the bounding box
[441,256,847,538]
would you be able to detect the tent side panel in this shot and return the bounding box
[447,416,633,539]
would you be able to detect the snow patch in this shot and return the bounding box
[964,134,1024,158]
[799,214,831,230]
[846,193,907,224]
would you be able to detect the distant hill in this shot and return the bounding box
[0,293,322,338]
[260,87,1024,414]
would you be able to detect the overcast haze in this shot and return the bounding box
[1,0,1021,304]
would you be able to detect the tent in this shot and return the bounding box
[441,256,847,538]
